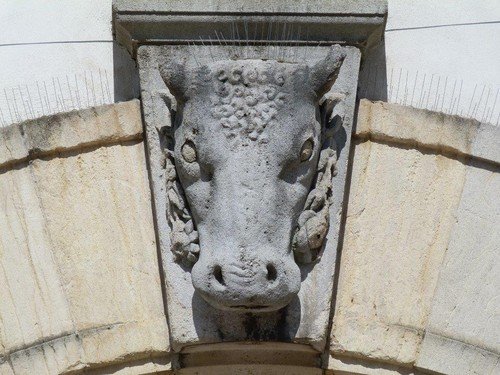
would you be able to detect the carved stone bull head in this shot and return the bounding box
[160,46,345,312]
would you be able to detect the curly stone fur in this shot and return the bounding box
[210,66,288,143]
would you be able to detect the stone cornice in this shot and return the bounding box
[113,0,388,58]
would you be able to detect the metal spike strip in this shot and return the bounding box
[0,70,114,126]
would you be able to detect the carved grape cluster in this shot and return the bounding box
[209,65,288,143]
[164,150,200,265]
[292,147,337,264]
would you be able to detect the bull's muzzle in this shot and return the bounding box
[191,250,301,312]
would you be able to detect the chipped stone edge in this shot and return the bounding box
[356,99,500,166]
[0,100,144,171]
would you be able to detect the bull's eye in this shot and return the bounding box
[181,140,197,163]
[300,139,314,162]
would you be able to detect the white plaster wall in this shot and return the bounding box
[0,0,138,127]
[361,0,500,125]
[0,0,499,126]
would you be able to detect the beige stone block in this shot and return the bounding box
[416,333,499,375]
[8,333,83,375]
[327,354,424,375]
[0,124,27,166]
[6,320,172,375]
[29,142,164,331]
[0,100,142,169]
[330,100,499,372]
[23,100,143,157]
[0,166,73,352]
[416,165,500,375]
[356,99,500,165]
[356,100,478,157]
[0,362,15,375]
[79,319,169,368]
[0,101,170,373]
[330,139,466,365]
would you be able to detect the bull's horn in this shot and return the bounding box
[310,45,346,98]
[159,58,188,101]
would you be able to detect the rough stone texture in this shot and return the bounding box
[326,355,425,375]
[0,100,143,169]
[160,47,347,313]
[0,102,171,374]
[331,131,466,364]
[1,95,498,373]
[415,162,500,375]
[355,99,499,162]
[139,44,361,351]
[329,100,500,374]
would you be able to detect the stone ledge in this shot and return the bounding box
[356,99,500,166]
[0,100,143,171]
[180,343,320,368]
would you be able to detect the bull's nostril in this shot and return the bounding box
[266,264,277,281]
[213,265,225,286]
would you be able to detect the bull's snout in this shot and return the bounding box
[191,252,300,312]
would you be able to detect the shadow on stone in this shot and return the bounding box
[113,42,140,102]
[358,40,388,101]
[335,123,348,158]
[192,291,301,343]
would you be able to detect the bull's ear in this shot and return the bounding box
[310,45,346,98]
[159,59,188,101]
